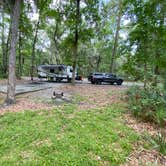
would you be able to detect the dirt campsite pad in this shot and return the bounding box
[0,82,54,95]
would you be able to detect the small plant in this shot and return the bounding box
[156,109,166,127]
[145,131,166,155]
[154,132,166,155]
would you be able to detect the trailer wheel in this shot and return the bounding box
[49,77,54,82]
[56,78,61,82]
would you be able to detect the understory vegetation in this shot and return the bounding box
[127,85,166,155]
[0,105,139,165]
[127,86,166,127]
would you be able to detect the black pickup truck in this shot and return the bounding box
[88,72,123,85]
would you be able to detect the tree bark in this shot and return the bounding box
[110,1,122,73]
[5,0,21,104]
[72,0,80,85]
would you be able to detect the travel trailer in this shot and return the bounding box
[37,64,79,82]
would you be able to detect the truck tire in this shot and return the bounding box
[117,80,122,85]
[91,81,95,84]
[96,80,102,85]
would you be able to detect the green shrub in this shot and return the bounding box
[126,85,166,127]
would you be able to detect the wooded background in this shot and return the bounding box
[0,0,165,99]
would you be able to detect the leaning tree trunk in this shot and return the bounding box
[72,0,80,85]
[6,0,21,104]
[110,2,122,73]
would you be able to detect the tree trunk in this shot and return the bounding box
[96,55,101,72]
[1,6,5,74]
[17,30,22,79]
[152,52,160,87]
[143,60,147,90]
[5,0,21,105]
[72,0,80,85]
[30,20,39,81]
[1,5,9,76]
[53,21,61,64]
[4,26,11,74]
[110,1,122,73]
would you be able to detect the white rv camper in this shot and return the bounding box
[37,64,78,82]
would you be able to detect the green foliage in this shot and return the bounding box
[123,0,166,84]
[126,86,166,127]
[0,105,139,165]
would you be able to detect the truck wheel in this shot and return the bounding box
[96,80,102,85]
[117,81,122,85]
[91,81,95,84]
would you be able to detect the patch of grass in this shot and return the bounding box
[0,105,140,165]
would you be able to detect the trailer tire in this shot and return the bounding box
[56,78,61,82]
[49,77,54,82]
[67,78,72,83]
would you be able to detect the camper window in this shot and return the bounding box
[50,69,54,73]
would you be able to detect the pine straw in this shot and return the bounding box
[122,149,166,166]
[124,113,162,136]
[0,98,56,115]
